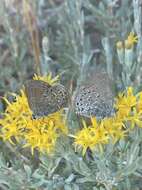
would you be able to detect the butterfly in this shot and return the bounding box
[73,72,114,119]
[25,80,68,119]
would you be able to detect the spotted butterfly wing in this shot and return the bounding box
[73,72,114,118]
[25,80,68,118]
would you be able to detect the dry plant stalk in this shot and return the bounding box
[22,0,41,75]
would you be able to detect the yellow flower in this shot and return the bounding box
[0,75,67,154]
[127,32,138,44]
[126,108,142,129]
[23,123,58,155]
[73,86,142,155]
[73,87,138,155]
[73,119,109,155]
[74,126,93,156]
[0,90,31,143]
[33,73,59,85]
[102,117,127,143]
[116,41,123,50]
[125,32,138,49]
[73,115,128,155]
[115,87,137,119]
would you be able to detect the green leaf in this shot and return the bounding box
[64,184,72,190]
[136,156,142,168]
[0,153,7,168]
[24,165,32,180]
[72,184,80,190]
[65,174,76,183]
[32,169,45,180]
[40,155,62,177]
[78,159,92,176]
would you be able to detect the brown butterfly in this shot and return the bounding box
[25,80,68,119]
[73,72,114,119]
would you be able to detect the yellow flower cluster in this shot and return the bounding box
[116,32,138,50]
[74,87,142,155]
[125,32,138,49]
[33,73,59,85]
[1,78,142,156]
[0,74,67,154]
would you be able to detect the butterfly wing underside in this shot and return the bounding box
[73,72,114,118]
[25,80,68,118]
[25,80,51,117]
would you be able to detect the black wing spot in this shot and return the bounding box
[81,108,84,111]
